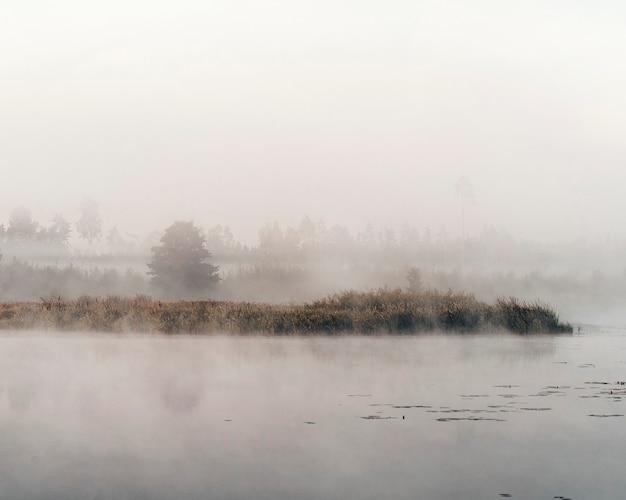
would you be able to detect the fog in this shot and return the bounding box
[5,6,626,497]
[2,1,626,245]
[2,329,626,499]
[3,2,626,325]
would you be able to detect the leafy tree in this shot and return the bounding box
[7,207,38,242]
[76,197,102,245]
[298,216,317,250]
[206,224,239,254]
[147,221,219,296]
[47,214,72,245]
[107,226,132,255]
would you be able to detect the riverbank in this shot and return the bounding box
[0,289,572,335]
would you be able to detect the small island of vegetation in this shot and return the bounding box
[0,288,572,335]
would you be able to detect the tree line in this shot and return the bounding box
[2,205,626,324]
[0,199,102,250]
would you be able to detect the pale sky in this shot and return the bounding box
[2,1,626,244]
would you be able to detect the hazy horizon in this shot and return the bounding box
[3,1,626,245]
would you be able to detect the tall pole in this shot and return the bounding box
[454,175,473,281]
[461,194,465,279]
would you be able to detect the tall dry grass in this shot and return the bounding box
[0,289,572,335]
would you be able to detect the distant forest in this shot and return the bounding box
[1,205,625,324]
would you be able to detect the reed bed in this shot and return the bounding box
[0,289,572,335]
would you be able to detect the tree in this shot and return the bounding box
[406,267,424,293]
[6,207,38,242]
[107,226,133,255]
[206,224,239,255]
[76,197,102,245]
[147,221,219,296]
[47,214,72,246]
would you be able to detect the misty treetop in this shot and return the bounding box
[76,197,103,245]
[0,207,72,249]
[148,221,219,297]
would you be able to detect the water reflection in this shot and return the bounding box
[0,330,625,499]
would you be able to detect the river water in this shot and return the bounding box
[1,326,625,499]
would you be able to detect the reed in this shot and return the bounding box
[0,289,572,334]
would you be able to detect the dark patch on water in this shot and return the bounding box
[391,405,432,409]
[588,414,624,418]
[359,415,397,420]
[530,390,566,397]
[303,421,316,424]
[368,403,432,409]
[499,494,512,498]
[520,407,552,411]
[436,416,506,422]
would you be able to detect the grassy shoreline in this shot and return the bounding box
[0,289,572,335]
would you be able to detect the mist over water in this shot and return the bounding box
[4,2,626,498]
[2,327,626,499]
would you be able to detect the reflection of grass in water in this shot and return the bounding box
[0,289,573,334]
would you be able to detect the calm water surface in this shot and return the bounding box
[1,326,625,499]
